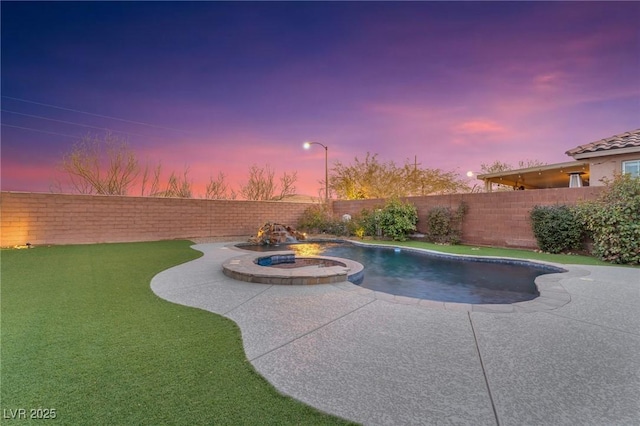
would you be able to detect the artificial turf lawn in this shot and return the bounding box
[1,241,352,425]
[365,239,616,266]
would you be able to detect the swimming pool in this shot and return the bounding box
[238,241,565,304]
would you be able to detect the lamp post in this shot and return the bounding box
[303,141,329,203]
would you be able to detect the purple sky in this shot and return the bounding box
[2,1,639,197]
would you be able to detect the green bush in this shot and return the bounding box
[353,208,382,237]
[530,205,584,254]
[424,203,468,244]
[577,174,640,264]
[297,204,332,233]
[324,217,351,236]
[297,204,353,236]
[377,198,418,241]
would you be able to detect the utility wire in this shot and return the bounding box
[1,109,174,140]
[1,123,79,139]
[2,96,192,134]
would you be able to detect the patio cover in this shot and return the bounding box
[476,161,590,191]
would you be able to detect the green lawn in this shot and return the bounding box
[1,241,352,425]
[362,239,616,266]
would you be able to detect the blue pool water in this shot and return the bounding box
[239,241,565,304]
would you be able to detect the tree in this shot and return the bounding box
[403,164,469,196]
[518,159,547,169]
[330,153,468,200]
[140,162,162,196]
[61,132,139,195]
[205,172,232,199]
[480,159,546,174]
[159,167,192,198]
[480,160,512,175]
[239,164,297,201]
[330,153,405,199]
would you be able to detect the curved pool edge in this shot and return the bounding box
[345,239,567,271]
[222,250,365,285]
[343,239,576,313]
[230,239,578,313]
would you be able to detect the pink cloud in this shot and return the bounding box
[453,120,509,136]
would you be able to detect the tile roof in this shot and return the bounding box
[566,129,640,156]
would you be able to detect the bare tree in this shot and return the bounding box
[205,172,230,199]
[480,160,513,175]
[140,162,163,196]
[239,164,297,201]
[276,170,297,200]
[159,167,192,198]
[61,132,139,195]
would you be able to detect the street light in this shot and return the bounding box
[303,141,328,203]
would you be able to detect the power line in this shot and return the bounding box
[1,109,173,141]
[2,96,192,134]
[1,123,79,139]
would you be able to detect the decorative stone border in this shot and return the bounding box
[222,250,364,285]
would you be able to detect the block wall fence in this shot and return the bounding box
[1,187,603,249]
[0,192,312,247]
[332,187,604,249]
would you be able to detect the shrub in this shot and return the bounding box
[324,217,351,237]
[353,208,382,237]
[377,198,418,241]
[424,203,468,244]
[297,204,333,234]
[297,204,355,236]
[530,205,584,254]
[577,174,640,264]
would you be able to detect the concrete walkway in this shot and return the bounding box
[151,243,640,426]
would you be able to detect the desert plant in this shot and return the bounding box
[577,174,640,264]
[530,205,584,254]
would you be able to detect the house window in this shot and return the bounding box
[622,160,640,178]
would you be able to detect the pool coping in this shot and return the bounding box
[227,240,574,313]
[348,239,575,313]
[222,250,364,285]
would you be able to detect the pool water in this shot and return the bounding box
[239,241,564,304]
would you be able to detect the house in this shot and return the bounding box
[565,128,640,185]
[477,129,640,191]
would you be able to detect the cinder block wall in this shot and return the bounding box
[1,188,604,248]
[332,187,604,249]
[0,192,313,247]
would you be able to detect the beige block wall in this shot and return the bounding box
[0,192,314,247]
[588,152,640,185]
[332,187,604,249]
[1,188,604,249]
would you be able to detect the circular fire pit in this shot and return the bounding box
[222,251,364,285]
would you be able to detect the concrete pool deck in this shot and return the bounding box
[151,242,640,425]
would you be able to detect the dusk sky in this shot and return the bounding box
[2,1,639,197]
